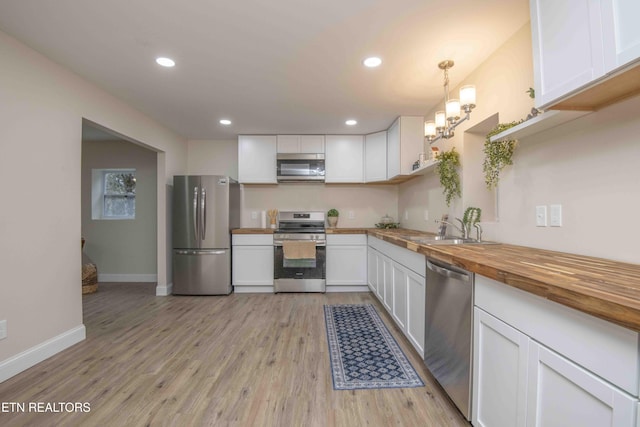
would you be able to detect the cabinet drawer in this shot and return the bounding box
[232,234,273,246]
[476,274,640,396]
[327,234,367,245]
[367,236,424,277]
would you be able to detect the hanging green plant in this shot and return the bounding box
[435,147,461,206]
[483,121,522,189]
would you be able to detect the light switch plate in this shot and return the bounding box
[550,204,562,227]
[423,210,429,221]
[348,210,355,219]
[404,210,409,221]
[536,205,547,227]
[251,211,258,220]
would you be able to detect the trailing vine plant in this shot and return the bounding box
[483,121,522,189]
[435,147,461,206]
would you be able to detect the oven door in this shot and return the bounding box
[274,243,326,292]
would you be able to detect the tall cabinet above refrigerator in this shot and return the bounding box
[172,175,240,295]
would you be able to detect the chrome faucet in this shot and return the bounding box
[436,218,469,239]
[473,223,483,241]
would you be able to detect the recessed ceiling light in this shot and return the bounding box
[156,57,175,67]
[219,119,232,125]
[363,57,382,68]
[345,119,358,126]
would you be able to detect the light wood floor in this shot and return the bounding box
[0,284,468,426]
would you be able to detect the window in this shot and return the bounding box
[91,169,136,220]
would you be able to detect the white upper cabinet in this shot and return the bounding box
[325,135,364,183]
[386,116,425,179]
[364,131,387,182]
[238,135,277,184]
[602,0,640,70]
[276,135,325,153]
[531,0,640,109]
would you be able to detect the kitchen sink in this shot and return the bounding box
[403,235,499,245]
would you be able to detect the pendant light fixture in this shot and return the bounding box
[424,60,476,143]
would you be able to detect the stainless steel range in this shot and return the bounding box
[273,211,326,293]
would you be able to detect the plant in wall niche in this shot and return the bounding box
[435,148,461,207]
[483,121,522,189]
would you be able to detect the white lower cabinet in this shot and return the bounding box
[474,275,640,427]
[404,268,425,355]
[367,236,425,356]
[326,234,367,292]
[232,234,274,293]
[527,342,636,427]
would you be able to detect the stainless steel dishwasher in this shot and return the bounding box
[424,259,474,421]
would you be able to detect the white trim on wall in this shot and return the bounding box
[156,282,173,296]
[98,274,157,282]
[0,325,86,383]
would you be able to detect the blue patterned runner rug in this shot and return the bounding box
[324,304,424,390]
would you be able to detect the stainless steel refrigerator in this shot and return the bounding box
[172,175,240,295]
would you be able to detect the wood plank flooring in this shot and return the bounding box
[0,284,468,426]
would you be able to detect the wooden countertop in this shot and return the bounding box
[369,229,640,332]
[231,228,274,234]
[326,228,372,234]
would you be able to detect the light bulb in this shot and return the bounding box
[424,121,436,137]
[435,111,446,129]
[446,99,461,121]
[460,85,476,109]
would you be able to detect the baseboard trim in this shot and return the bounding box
[98,274,157,283]
[0,325,86,383]
[326,285,369,293]
[233,286,275,294]
[156,282,173,296]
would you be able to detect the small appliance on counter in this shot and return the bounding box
[273,211,326,292]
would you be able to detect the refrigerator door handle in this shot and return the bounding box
[193,186,199,241]
[175,249,227,255]
[201,187,207,240]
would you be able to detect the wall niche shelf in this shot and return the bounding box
[385,159,439,184]
[489,110,591,143]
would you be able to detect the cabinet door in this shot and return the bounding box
[375,252,385,301]
[386,118,401,179]
[382,255,393,311]
[530,0,606,108]
[238,135,277,183]
[405,269,425,356]
[527,342,636,427]
[232,245,274,286]
[325,135,364,183]
[326,245,367,286]
[391,263,407,331]
[367,247,378,294]
[602,0,640,70]
[276,135,300,153]
[365,131,387,182]
[473,308,529,427]
[299,135,325,153]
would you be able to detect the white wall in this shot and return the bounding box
[399,23,640,264]
[187,139,238,179]
[82,140,157,280]
[0,29,187,378]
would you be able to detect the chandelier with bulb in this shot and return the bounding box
[424,60,476,143]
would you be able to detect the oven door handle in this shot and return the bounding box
[274,241,326,247]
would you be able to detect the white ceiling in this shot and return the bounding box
[0,0,530,140]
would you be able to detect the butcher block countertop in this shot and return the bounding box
[368,229,640,332]
[326,228,371,234]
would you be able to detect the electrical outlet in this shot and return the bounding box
[251,211,258,220]
[424,210,429,221]
[535,205,547,227]
[348,210,355,219]
[550,204,562,227]
[0,320,7,340]
[404,210,409,221]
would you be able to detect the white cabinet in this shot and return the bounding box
[364,131,387,182]
[474,274,640,427]
[326,234,367,292]
[276,135,325,153]
[473,308,529,427]
[367,235,426,356]
[325,135,364,183]
[238,135,277,183]
[530,0,640,109]
[527,342,636,427]
[386,116,425,179]
[405,269,425,355]
[232,234,274,293]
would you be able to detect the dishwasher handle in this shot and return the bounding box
[427,260,471,282]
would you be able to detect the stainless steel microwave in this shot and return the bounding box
[276,154,325,182]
